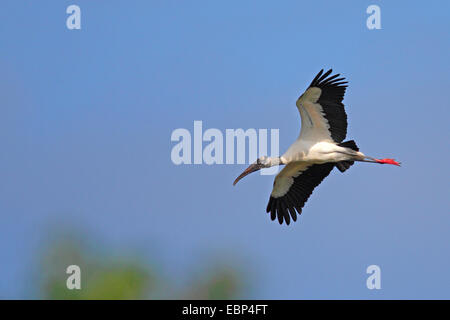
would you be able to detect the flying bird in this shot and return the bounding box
[233,69,400,225]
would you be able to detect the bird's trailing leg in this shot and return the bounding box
[374,158,401,166]
[359,156,401,166]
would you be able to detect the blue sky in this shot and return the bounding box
[0,1,449,299]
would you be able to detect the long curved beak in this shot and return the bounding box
[233,163,263,186]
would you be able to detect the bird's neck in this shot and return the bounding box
[268,157,283,167]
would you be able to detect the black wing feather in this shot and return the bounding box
[309,69,348,143]
[266,163,335,225]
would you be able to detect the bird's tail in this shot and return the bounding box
[339,140,359,151]
[336,140,359,173]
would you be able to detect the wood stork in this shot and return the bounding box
[233,69,400,225]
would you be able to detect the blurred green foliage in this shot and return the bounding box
[182,267,243,300]
[38,232,247,300]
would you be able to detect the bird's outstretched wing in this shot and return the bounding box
[266,162,334,225]
[296,69,348,143]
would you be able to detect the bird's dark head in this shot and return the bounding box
[233,156,272,186]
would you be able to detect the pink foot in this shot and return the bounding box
[375,158,401,166]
